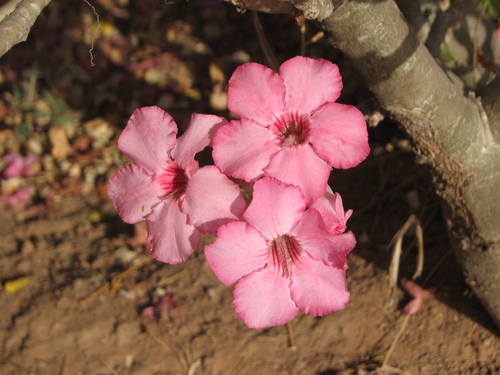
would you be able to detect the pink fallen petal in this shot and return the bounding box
[309,102,370,169]
[263,143,331,204]
[403,297,423,316]
[127,222,149,248]
[292,208,356,268]
[182,165,246,233]
[146,200,201,264]
[141,306,158,321]
[401,278,435,315]
[233,267,299,329]
[205,221,269,286]
[2,153,40,178]
[108,164,164,224]
[280,56,342,115]
[1,185,35,212]
[213,118,280,182]
[228,62,286,126]
[172,113,227,173]
[118,106,178,174]
[290,254,349,316]
[243,177,305,240]
[310,191,352,234]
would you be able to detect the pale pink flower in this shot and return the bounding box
[205,177,356,328]
[1,153,39,179]
[401,278,435,315]
[213,56,370,204]
[310,188,353,235]
[1,185,35,212]
[108,106,246,264]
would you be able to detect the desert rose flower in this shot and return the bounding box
[310,188,353,235]
[108,106,246,264]
[213,56,370,204]
[205,177,356,328]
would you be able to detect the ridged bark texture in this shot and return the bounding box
[0,0,51,58]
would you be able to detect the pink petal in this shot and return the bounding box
[280,56,343,115]
[403,297,423,315]
[2,153,39,178]
[292,208,356,268]
[204,221,269,286]
[118,106,178,174]
[264,143,331,204]
[173,113,227,173]
[146,200,200,264]
[243,177,306,241]
[227,62,286,126]
[213,118,280,181]
[290,254,349,316]
[233,267,298,328]
[182,166,246,233]
[309,103,370,169]
[108,164,164,224]
[1,185,35,212]
[310,191,352,234]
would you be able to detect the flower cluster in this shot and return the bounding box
[108,56,369,328]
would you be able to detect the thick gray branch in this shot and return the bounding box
[0,0,51,58]
[317,0,500,328]
[224,0,295,14]
[321,0,489,165]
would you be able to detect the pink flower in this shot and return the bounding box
[310,188,353,235]
[401,279,435,315]
[205,177,356,328]
[1,185,35,212]
[1,153,39,179]
[213,56,370,204]
[108,106,246,264]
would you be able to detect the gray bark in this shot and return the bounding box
[318,0,500,329]
[0,0,51,58]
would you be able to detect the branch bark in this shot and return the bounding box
[317,0,500,329]
[0,0,51,58]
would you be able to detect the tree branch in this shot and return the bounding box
[0,0,51,58]
[223,0,295,14]
[316,0,500,329]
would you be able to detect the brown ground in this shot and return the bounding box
[1,1,499,375]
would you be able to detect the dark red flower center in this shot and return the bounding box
[270,234,302,278]
[154,164,189,200]
[274,112,310,147]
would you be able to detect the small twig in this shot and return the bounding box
[425,0,480,57]
[187,359,202,375]
[147,330,191,372]
[471,0,490,80]
[97,357,120,375]
[286,321,296,348]
[82,0,100,66]
[422,249,453,287]
[251,10,279,71]
[381,314,410,368]
[388,214,424,291]
[80,255,152,303]
[300,22,306,56]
